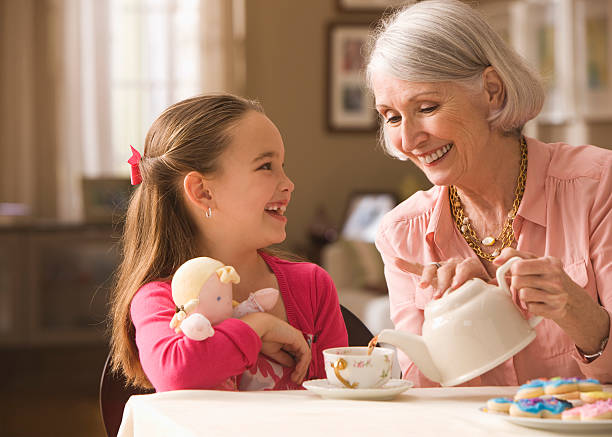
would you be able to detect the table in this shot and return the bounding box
[117,385,612,437]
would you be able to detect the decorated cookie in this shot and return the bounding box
[577,378,602,393]
[544,377,578,396]
[515,379,547,400]
[486,397,513,413]
[580,391,612,403]
[547,391,581,401]
[510,397,574,419]
[561,406,582,421]
[562,399,612,421]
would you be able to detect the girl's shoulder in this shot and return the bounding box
[131,280,173,314]
[260,251,331,284]
[135,279,172,296]
[261,250,323,272]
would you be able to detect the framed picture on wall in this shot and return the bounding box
[340,192,398,242]
[327,22,378,132]
[82,177,133,223]
[336,0,410,13]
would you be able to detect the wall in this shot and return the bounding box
[244,0,424,253]
[245,0,612,254]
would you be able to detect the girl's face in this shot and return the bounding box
[371,72,494,188]
[207,111,294,250]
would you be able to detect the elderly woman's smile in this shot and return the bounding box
[416,143,453,165]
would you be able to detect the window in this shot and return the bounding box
[57,0,245,220]
[109,0,202,175]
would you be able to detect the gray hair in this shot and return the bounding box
[367,0,544,143]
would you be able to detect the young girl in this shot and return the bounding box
[109,94,348,392]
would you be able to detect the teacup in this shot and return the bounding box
[323,346,394,389]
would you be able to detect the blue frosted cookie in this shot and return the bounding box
[510,397,573,419]
[486,397,513,413]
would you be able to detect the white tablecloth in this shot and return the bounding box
[117,384,611,437]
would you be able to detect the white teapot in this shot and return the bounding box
[377,257,542,386]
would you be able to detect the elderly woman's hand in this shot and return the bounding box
[494,247,610,355]
[493,248,583,321]
[394,257,491,298]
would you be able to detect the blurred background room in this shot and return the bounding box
[1,0,611,435]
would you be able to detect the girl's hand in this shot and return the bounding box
[394,257,490,298]
[240,312,311,384]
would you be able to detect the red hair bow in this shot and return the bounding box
[128,145,142,185]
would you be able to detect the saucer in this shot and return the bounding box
[302,379,413,401]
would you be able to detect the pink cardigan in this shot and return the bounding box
[130,251,348,392]
[376,137,612,387]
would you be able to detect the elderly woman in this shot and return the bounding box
[368,0,611,387]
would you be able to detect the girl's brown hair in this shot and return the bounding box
[109,94,263,388]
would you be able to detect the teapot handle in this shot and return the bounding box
[496,256,543,328]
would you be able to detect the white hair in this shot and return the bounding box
[367,0,544,154]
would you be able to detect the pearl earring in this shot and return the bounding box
[205,207,212,218]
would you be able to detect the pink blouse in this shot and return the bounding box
[376,137,612,387]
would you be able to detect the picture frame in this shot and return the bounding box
[326,22,378,132]
[82,177,133,223]
[340,191,398,242]
[336,0,410,13]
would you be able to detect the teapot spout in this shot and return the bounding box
[377,329,442,384]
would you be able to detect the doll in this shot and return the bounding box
[169,257,279,340]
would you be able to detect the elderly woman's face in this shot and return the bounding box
[372,72,494,187]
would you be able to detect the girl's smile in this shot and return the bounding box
[264,202,288,222]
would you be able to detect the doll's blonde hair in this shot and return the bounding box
[169,257,240,333]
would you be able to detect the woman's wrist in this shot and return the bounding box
[576,334,609,363]
[557,296,610,355]
[567,305,610,357]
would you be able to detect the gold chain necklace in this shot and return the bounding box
[449,136,528,262]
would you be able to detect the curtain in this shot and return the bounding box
[0,0,61,219]
[0,0,246,223]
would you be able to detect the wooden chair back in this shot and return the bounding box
[99,353,153,437]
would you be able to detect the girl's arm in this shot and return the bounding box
[131,281,261,392]
[240,311,312,384]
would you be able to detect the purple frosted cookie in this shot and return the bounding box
[510,397,573,419]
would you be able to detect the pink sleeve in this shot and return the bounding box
[375,222,441,388]
[311,266,348,379]
[574,154,612,381]
[130,281,262,392]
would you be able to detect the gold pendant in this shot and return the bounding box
[482,237,496,246]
